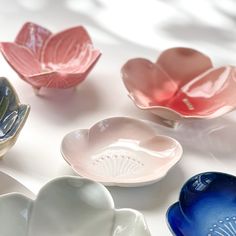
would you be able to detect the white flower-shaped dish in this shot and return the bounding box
[61,117,183,187]
[0,176,151,236]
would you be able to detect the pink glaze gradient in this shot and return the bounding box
[61,117,183,187]
[121,48,236,120]
[0,22,101,89]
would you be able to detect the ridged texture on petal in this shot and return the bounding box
[26,66,95,88]
[15,22,51,60]
[1,24,101,89]
[0,42,41,77]
[41,26,101,73]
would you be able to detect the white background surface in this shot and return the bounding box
[0,0,236,235]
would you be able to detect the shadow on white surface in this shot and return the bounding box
[0,1,236,235]
[162,22,234,45]
[204,119,236,162]
[108,165,184,211]
[31,80,102,125]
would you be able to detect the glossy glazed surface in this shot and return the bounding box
[0,171,33,197]
[0,176,150,236]
[61,117,182,186]
[122,48,236,121]
[0,77,29,157]
[1,1,236,235]
[167,172,236,236]
[0,22,101,89]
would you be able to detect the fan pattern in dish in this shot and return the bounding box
[61,117,183,186]
[167,172,236,236]
[208,216,236,236]
[91,149,145,178]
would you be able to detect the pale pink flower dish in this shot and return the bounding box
[121,47,236,127]
[0,22,101,93]
[61,117,183,187]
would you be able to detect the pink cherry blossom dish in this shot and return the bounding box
[61,117,183,187]
[0,22,101,93]
[121,47,236,127]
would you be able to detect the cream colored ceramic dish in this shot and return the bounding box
[61,117,183,187]
[0,176,150,236]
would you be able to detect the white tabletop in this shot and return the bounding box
[0,0,236,235]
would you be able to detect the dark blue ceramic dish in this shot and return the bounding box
[0,77,30,157]
[167,172,236,236]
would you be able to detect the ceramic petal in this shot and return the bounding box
[0,42,41,78]
[121,47,236,125]
[0,176,151,236]
[0,77,30,157]
[15,22,52,60]
[0,22,101,90]
[167,172,236,236]
[61,117,183,187]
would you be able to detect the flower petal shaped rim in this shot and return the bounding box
[61,117,183,187]
[121,47,236,120]
[0,176,151,236]
[166,171,236,236]
[0,22,101,89]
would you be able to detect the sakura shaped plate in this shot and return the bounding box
[61,117,183,187]
[0,176,151,236]
[0,22,101,92]
[167,172,236,236]
[122,47,236,127]
[0,77,29,158]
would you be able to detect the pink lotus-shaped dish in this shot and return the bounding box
[121,47,236,126]
[0,22,101,91]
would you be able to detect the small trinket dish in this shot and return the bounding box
[0,176,151,236]
[61,117,183,187]
[121,47,236,127]
[0,77,29,158]
[167,172,236,236]
[0,22,101,93]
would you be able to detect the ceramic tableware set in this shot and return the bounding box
[0,22,235,236]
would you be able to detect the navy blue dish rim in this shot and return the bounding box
[166,171,236,236]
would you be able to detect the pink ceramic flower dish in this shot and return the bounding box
[61,117,183,187]
[121,47,236,126]
[0,22,101,92]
